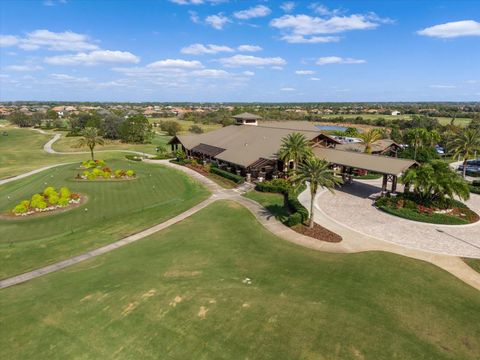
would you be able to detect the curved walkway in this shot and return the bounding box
[314,179,480,258]
[2,158,480,291]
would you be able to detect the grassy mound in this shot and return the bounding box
[0,159,209,278]
[1,201,479,359]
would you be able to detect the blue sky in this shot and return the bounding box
[0,0,479,102]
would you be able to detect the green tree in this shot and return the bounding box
[46,109,59,120]
[451,128,480,178]
[75,127,104,161]
[359,129,382,154]
[7,111,33,127]
[401,160,469,205]
[119,115,153,143]
[278,133,312,173]
[404,128,440,161]
[160,120,182,136]
[292,157,342,228]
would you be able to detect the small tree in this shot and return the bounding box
[359,129,382,154]
[278,133,312,173]
[451,128,480,178]
[160,120,182,136]
[75,127,104,161]
[401,160,469,205]
[291,157,342,228]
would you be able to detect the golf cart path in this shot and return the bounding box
[2,159,480,291]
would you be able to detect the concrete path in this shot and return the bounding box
[2,158,480,291]
[314,179,480,258]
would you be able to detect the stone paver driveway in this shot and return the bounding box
[316,179,480,258]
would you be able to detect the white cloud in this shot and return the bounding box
[44,50,140,65]
[237,44,262,52]
[418,20,480,39]
[205,14,230,30]
[295,70,315,75]
[310,3,343,16]
[429,84,457,89]
[280,87,296,91]
[146,59,203,69]
[191,69,231,78]
[189,11,201,24]
[4,29,99,51]
[181,43,234,55]
[219,55,286,67]
[0,35,19,47]
[316,56,366,65]
[243,71,255,76]
[234,5,271,20]
[270,13,390,43]
[309,77,321,81]
[50,73,89,82]
[282,35,339,43]
[5,64,43,72]
[280,2,295,12]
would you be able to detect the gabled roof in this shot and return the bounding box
[336,139,400,153]
[232,112,262,120]
[313,147,417,175]
[172,124,335,168]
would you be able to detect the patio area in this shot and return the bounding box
[314,179,480,258]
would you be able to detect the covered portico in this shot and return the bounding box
[312,147,417,194]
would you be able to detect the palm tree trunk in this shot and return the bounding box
[90,146,94,161]
[309,188,316,228]
[463,159,467,178]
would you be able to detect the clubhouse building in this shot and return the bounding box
[169,113,416,193]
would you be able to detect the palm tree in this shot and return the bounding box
[76,127,104,161]
[451,128,480,178]
[401,160,469,205]
[278,133,312,173]
[292,157,343,228]
[359,129,381,154]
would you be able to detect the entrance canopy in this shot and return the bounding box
[313,147,417,175]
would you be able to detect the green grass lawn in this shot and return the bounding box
[464,258,480,273]
[243,190,290,222]
[52,132,171,155]
[1,201,479,359]
[0,159,209,278]
[150,117,223,134]
[319,114,472,126]
[0,128,87,179]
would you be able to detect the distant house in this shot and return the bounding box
[232,112,262,126]
[391,110,401,116]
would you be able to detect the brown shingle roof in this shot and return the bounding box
[313,147,416,175]
[232,112,262,120]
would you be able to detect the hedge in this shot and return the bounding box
[210,167,244,184]
[470,185,480,195]
[254,179,309,226]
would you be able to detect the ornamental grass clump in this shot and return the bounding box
[11,186,81,217]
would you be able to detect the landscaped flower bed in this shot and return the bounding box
[375,194,479,225]
[9,186,83,217]
[76,160,136,181]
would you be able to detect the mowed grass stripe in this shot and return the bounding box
[0,159,209,278]
[0,201,479,359]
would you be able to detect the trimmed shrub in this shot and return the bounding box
[125,154,142,161]
[59,187,71,199]
[48,194,59,206]
[126,169,135,177]
[43,187,57,197]
[286,195,309,223]
[210,167,244,184]
[58,197,69,206]
[13,203,28,214]
[285,212,302,226]
[255,179,292,194]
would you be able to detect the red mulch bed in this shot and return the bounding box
[292,223,343,243]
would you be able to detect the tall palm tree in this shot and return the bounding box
[278,133,312,173]
[292,157,343,228]
[451,128,480,178]
[359,129,382,154]
[76,127,104,161]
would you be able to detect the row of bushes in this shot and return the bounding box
[125,154,143,161]
[78,167,136,181]
[375,193,478,224]
[210,167,244,184]
[81,159,106,169]
[12,186,80,216]
[255,179,308,226]
[470,181,480,195]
